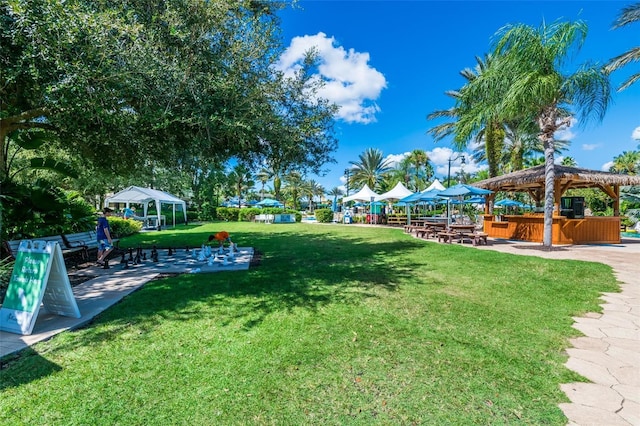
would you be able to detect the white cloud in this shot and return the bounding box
[384,152,409,168]
[554,117,577,141]
[276,32,387,124]
[632,126,640,140]
[582,143,600,151]
[601,161,614,171]
[425,147,485,179]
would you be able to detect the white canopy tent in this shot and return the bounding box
[343,184,380,202]
[375,182,413,201]
[104,186,187,228]
[425,179,446,192]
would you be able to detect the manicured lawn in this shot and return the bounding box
[0,223,619,424]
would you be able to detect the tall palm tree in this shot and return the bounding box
[227,164,254,208]
[283,171,303,210]
[464,20,611,247]
[256,167,271,200]
[326,186,344,210]
[349,148,392,191]
[427,55,509,178]
[606,3,640,91]
[391,156,413,189]
[301,179,325,212]
[407,149,432,189]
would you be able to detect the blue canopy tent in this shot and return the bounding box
[437,184,493,225]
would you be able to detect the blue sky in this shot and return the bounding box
[275,0,639,193]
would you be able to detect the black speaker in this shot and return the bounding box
[560,197,585,219]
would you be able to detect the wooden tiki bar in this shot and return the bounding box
[474,165,640,245]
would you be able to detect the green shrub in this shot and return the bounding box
[200,202,217,221]
[217,207,239,222]
[315,209,334,223]
[238,208,261,222]
[186,210,199,222]
[108,217,143,238]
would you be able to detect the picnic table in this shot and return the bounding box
[438,224,487,245]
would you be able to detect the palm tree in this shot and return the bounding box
[391,156,413,189]
[610,151,640,175]
[427,55,508,178]
[301,179,325,212]
[256,167,271,200]
[283,171,303,210]
[407,149,432,189]
[326,186,344,210]
[349,148,392,191]
[227,164,254,208]
[606,3,640,91]
[464,20,611,247]
[561,156,578,167]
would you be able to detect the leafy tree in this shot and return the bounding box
[349,148,392,191]
[462,20,611,247]
[1,0,337,182]
[606,3,640,91]
[561,156,578,167]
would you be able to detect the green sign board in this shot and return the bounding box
[0,240,80,335]
[3,251,50,312]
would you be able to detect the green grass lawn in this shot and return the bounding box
[0,223,619,425]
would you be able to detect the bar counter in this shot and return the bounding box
[483,214,621,244]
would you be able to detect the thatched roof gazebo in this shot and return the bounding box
[473,165,640,244]
[474,164,640,216]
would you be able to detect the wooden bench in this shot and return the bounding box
[5,236,86,267]
[471,232,489,246]
[437,231,460,244]
[4,231,119,267]
[415,227,430,238]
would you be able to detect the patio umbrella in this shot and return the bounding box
[399,189,443,224]
[465,196,486,204]
[494,198,524,207]
[437,184,493,224]
[256,198,283,207]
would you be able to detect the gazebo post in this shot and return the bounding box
[553,180,562,215]
[614,185,620,217]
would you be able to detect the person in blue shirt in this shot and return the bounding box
[123,207,135,219]
[96,207,114,265]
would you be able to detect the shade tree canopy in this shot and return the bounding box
[0,0,338,180]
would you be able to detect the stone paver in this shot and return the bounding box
[473,237,640,426]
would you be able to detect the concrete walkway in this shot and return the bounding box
[473,238,640,426]
[0,247,254,358]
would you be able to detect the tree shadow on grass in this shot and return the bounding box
[64,228,433,343]
[0,226,440,384]
[0,348,61,391]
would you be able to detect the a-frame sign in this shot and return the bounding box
[0,240,80,335]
